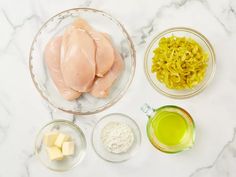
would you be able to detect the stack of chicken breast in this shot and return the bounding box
[44,18,124,100]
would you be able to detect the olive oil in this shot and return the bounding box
[142,104,195,153]
[151,111,188,146]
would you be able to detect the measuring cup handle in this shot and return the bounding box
[141,103,155,118]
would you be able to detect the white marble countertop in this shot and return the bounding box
[1,0,236,176]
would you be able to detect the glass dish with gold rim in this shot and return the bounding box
[29,8,135,115]
[144,27,216,99]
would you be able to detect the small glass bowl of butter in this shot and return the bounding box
[35,120,86,171]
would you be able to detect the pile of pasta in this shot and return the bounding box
[152,36,208,89]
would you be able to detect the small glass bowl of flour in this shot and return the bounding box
[92,113,141,162]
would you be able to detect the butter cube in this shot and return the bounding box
[62,141,75,156]
[47,147,63,161]
[44,132,58,147]
[54,133,70,148]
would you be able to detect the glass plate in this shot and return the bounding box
[29,8,136,114]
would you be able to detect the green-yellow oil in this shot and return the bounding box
[151,111,188,146]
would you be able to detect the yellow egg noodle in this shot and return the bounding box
[152,36,208,89]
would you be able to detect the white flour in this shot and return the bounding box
[101,121,134,154]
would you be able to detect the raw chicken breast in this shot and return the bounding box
[61,26,74,62]
[90,32,115,77]
[61,28,96,92]
[73,18,115,77]
[72,18,92,31]
[89,49,124,98]
[44,36,81,100]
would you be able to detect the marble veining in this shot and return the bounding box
[0,9,41,54]
[133,0,236,47]
[0,0,236,177]
[190,128,236,177]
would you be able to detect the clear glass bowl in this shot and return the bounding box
[35,120,86,171]
[144,27,216,99]
[92,113,141,162]
[29,8,136,114]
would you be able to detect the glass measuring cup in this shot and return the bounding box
[141,104,195,153]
